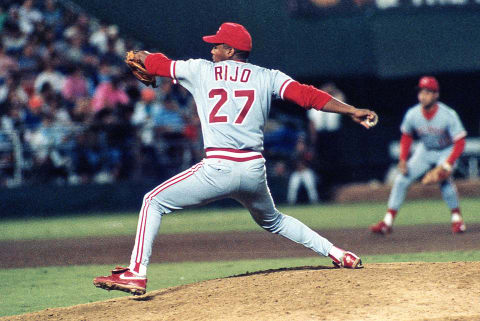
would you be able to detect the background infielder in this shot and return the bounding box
[371,76,467,235]
[94,22,378,295]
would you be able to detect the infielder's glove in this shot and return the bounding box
[125,50,157,87]
[421,163,452,185]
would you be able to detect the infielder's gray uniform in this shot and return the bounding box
[130,59,333,273]
[388,102,467,210]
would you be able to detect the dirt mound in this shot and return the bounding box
[7,262,480,321]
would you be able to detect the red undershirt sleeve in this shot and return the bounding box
[283,81,332,110]
[144,53,173,78]
[446,137,466,165]
[399,133,413,161]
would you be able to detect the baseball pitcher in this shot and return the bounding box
[371,76,467,235]
[94,22,378,295]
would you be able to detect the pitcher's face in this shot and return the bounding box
[211,44,234,63]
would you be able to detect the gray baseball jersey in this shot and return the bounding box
[129,58,335,273]
[172,59,293,152]
[400,102,466,150]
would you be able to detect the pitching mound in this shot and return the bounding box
[8,262,480,321]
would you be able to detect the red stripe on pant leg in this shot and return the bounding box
[134,162,203,263]
[134,200,148,264]
[149,165,203,199]
[134,163,204,266]
[136,170,199,266]
[136,200,150,265]
[134,262,141,273]
[135,200,150,264]
[146,162,203,198]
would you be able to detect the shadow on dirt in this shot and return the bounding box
[229,265,337,278]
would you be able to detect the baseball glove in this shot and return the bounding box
[421,164,451,185]
[125,51,157,87]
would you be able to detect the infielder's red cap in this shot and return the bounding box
[417,76,439,92]
[203,22,252,52]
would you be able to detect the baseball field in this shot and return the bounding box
[1,198,480,320]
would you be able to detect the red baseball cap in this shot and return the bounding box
[417,76,439,92]
[203,22,252,52]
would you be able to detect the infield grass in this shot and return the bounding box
[2,250,480,318]
[1,198,479,241]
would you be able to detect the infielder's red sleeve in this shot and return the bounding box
[399,133,413,161]
[446,137,466,165]
[283,81,332,110]
[144,53,173,77]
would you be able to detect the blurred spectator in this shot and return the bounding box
[264,118,300,160]
[154,97,187,177]
[1,96,24,131]
[18,0,43,35]
[96,62,113,84]
[91,75,129,113]
[0,43,18,78]
[17,43,42,74]
[89,23,109,54]
[107,25,126,57]
[287,134,319,204]
[308,82,344,138]
[62,65,90,104]
[38,82,71,125]
[0,72,27,108]
[43,0,62,27]
[25,112,73,184]
[2,17,28,55]
[64,35,88,64]
[99,38,124,68]
[34,60,64,93]
[131,88,163,179]
[89,106,135,182]
[308,82,345,198]
[25,93,44,129]
[154,97,185,135]
[71,97,94,124]
[132,88,161,143]
[72,130,101,183]
[64,13,90,41]
[1,72,29,109]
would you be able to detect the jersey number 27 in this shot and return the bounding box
[209,88,255,124]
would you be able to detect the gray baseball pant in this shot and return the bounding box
[130,157,333,273]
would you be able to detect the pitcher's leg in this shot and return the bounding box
[129,196,167,275]
[130,161,231,274]
[268,211,333,256]
[237,179,333,257]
